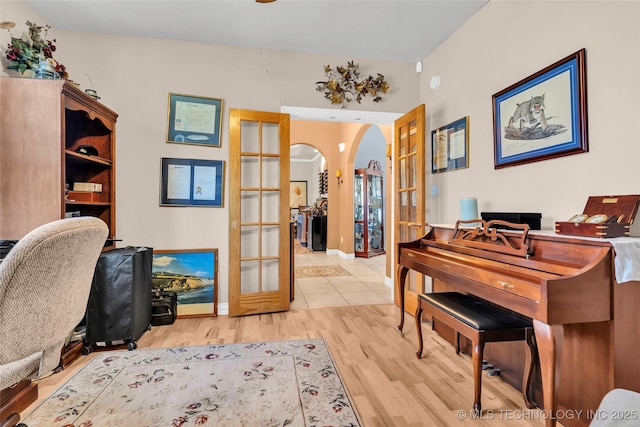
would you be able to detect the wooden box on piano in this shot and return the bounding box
[555,195,640,238]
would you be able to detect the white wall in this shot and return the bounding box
[420,1,640,230]
[3,0,639,310]
[0,0,418,308]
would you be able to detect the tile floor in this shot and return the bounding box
[291,248,392,309]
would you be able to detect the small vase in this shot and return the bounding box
[20,69,36,78]
[35,60,58,79]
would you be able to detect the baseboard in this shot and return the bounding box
[217,303,229,316]
[326,248,355,259]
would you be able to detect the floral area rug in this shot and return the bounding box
[295,266,352,278]
[22,339,360,427]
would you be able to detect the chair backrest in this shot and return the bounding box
[589,388,640,427]
[0,217,108,389]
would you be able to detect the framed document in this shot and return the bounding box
[167,93,223,147]
[431,116,470,173]
[160,158,225,207]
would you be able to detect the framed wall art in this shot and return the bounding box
[167,93,223,147]
[152,249,218,318]
[290,180,307,208]
[160,158,225,207]
[431,116,470,173]
[492,49,588,169]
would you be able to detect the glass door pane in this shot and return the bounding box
[229,109,290,316]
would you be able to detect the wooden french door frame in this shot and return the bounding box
[228,109,291,317]
[393,104,426,317]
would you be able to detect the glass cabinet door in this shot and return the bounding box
[368,175,383,251]
[354,172,365,253]
[354,160,385,258]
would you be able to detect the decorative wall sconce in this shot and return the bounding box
[336,169,343,186]
[386,144,392,160]
[338,142,346,153]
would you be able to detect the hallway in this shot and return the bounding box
[291,249,392,309]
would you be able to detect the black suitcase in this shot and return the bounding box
[84,246,153,352]
[151,290,177,326]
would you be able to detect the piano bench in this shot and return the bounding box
[415,291,537,414]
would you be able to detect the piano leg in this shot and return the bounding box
[415,302,424,358]
[522,328,538,409]
[397,265,409,333]
[533,319,559,427]
[472,340,486,415]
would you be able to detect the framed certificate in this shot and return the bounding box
[431,116,470,173]
[167,93,223,147]
[160,158,225,207]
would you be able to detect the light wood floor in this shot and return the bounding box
[26,304,546,427]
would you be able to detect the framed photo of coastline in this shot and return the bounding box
[167,93,223,147]
[431,116,470,173]
[151,249,218,318]
[492,49,588,169]
[160,158,225,207]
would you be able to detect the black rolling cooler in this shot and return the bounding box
[84,246,153,353]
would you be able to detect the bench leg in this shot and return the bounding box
[455,332,461,355]
[472,338,485,415]
[415,302,424,359]
[522,328,538,409]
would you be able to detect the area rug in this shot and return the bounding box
[22,339,361,426]
[295,265,352,278]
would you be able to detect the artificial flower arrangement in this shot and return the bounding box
[316,61,390,109]
[2,20,68,79]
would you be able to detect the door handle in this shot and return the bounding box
[407,222,422,227]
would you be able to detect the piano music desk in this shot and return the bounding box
[397,223,640,427]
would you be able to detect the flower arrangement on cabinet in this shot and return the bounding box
[2,20,68,79]
[315,61,390,109]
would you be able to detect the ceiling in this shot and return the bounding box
[26,0,487,63]
[290,143,323,163]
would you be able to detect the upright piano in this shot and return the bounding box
[397,221,640,427]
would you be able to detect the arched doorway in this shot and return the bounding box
[290,143,327,251]
[353,125,388,258]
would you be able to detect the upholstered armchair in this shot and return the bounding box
[0,217,108,426]
[590,389,640,427]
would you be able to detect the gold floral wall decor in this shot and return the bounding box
[315,61,390,109]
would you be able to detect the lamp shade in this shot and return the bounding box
[460,197,479,221]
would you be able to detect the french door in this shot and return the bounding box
[393,104,426,316]
[228,109,291,316]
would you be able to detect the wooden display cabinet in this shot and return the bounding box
[354,160,385,258]
[0,78,118,247]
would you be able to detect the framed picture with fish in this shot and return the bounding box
[167,92,223,147]
[151,249,218,318]
[492,49,588,169]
